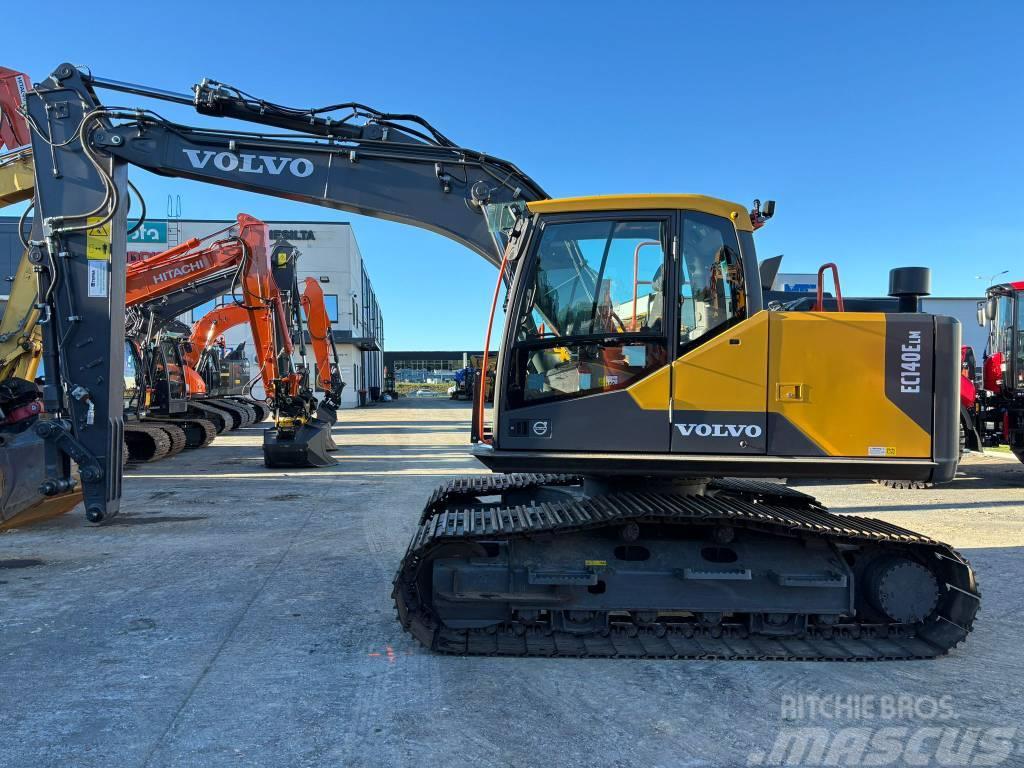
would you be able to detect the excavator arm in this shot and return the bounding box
[17,63,545,520]
[0,243,43,381]
[185,293,287,399]
[301,276,345,409]
[185,303,249,368]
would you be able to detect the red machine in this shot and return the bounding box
[965,280,1024,462]
[0,67,30,150]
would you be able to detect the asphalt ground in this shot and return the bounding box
[1,398,1022,768]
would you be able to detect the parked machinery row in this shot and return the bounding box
[1,70,346,527]
[0,62,979,659]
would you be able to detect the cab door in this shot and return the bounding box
[498,212,674,452]
[670,211,768,454]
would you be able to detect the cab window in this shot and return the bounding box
[123,342,139,408]
[510,218,668,405]
[679,212,746,350]
[1017,296,1024,388]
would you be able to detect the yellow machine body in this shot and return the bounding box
[664,310,933,458]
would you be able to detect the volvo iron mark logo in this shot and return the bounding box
[531,420,551,438]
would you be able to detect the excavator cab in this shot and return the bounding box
[148,334,189,415]
[980,282,1024,460]
[476,195,961,487]
[123,340,143,414]
[983,283,1024,398]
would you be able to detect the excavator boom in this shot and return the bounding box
[301,276,344,404]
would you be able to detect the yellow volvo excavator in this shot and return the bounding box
[3,63,979,659]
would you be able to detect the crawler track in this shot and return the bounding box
[229,397,269,423]
[156,423,187,457]
[146,417,217,449]
[394,475,980,660]
[124,423,172,463]
[209,398,253,429]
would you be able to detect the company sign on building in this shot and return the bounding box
[128,220,167,244]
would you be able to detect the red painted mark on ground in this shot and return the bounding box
[368,644,398,663]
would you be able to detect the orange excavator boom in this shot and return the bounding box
[127,213,295,399]
[185,304,249,368]
[300,277,344,400]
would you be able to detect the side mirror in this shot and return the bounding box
[988,296,998,321]
[977,302,987,327]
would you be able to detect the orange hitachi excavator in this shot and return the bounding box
[122,214,277,460]
[186,275,346,458]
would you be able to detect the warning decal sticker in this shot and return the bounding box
[86,216,112,261]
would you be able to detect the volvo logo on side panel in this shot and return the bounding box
[531,420,551,438]
[676,423,763,438]
[672,411,767,454]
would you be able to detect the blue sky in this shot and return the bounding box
[8,1,1022,349]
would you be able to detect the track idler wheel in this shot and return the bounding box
[175,418,217,448]
[212,400,251,429]
[262,419,337,468]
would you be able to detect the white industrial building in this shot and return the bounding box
[125,217,383,409]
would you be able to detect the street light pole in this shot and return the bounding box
[976,269,1009,287]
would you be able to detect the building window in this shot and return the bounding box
[323,294,339,323]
